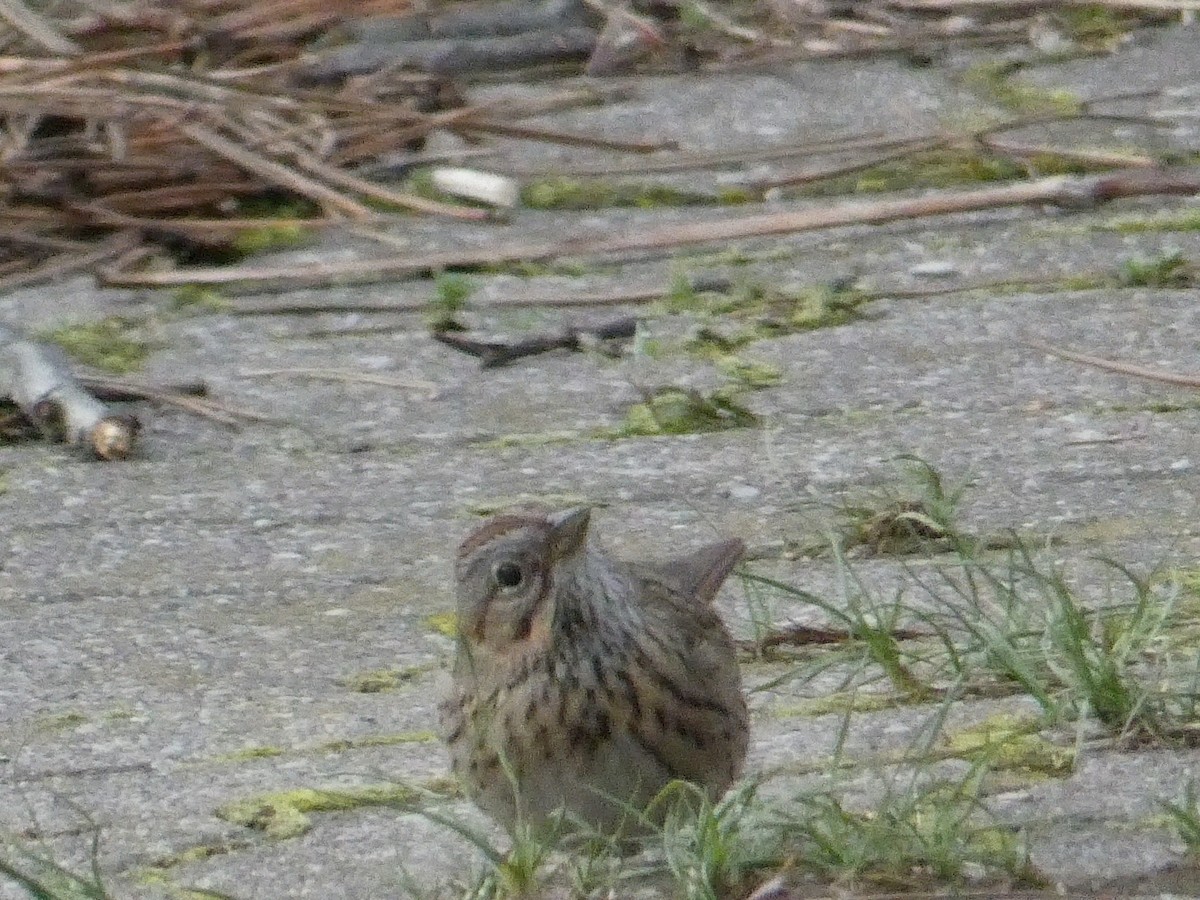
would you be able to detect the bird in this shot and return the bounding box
[440,506,749,836]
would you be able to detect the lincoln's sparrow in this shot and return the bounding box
[440,507,749,835]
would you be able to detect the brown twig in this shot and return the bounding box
[84,379,210,401]
[433,316,637,368]
[459,119,677,154]
[890,0,1200,9]
[758,136,949,189]
[103,168,1200,292]
[0,229,141,293]
[175,120,374,219]
[78,375,276,426]
[0,0,81,55]
[228,274,734,317]
[496,131,895,178]
[238,368,439,397]
[982,139,1157,170]
[737,623,932,654]
[1026,339,1200,388]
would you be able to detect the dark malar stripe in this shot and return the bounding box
[513,571,554,642]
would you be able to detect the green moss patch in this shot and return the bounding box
[613,386,758,438]
[942,713,1075,777]
[770,691,907,718]
[963,61,1083,116]
[427,272,474,330]
[171,285,230,313]
[40,317,157,373]
[1100,209,1200,234]
[521,177,718,211]
[218,746,286,762]
[341,662,437,693]
[231,221,310,256]
[680,280,867,339]
[313,731,437,753]
[213,731,437,764]
[715,355,783,389]
[472,430,583,450]
[216,785,420,839]
[1119,250,1192,287]
[142,841,248,873]
[34,711,88,733]
[426,611,459,637]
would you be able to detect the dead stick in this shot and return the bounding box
[759,136,949,189]
[498,130,895,178]
[0,0,80,55]
[1026,339,1200,388]
[79,375,275,426]
[285,152,491,221]
[238,368,437,395]
[229,275,733,317]
[982,139,1156,170]
[84,379,209,401]
[890,0,1200,9]
[0,230,140,293]
[176,120,373,219]
[102,169,1200,291]
[458,120,676,154]
[0,329,138,459]
[434,317,637,368]
[737,624,932,653]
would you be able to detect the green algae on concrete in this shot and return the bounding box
[942,713,1075,777]
[427,272,475,330]
[472,430,584,450]
[1118,250,1192,288]
[521,177,717,211]
[34,711,88,733]
[714,355,783,389]
[314,731,437,753]
[612,386,758,438]
[40,317,157,374]
[213,731,436,764]
[218,746,286,762]
[216,785,421,839]
[1100,208,1200,233]
[341,662,438,693]
[769,690,909,719]
[962,60,1083,116]
[231,221,310,257]
[171,285,231,313]
[426,611,458,637]
[141,840,249,875]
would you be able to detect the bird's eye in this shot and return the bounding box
[494,561,523,589]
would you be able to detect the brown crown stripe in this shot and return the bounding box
[457,514,547,559]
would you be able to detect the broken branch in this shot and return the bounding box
[104,169,1200,292]
[433,316,636,368]
[1027,339,1200,388]
[0,327,139,459]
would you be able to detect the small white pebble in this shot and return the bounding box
[909,260,960,278]
[728,483,761,501]
[431,167,519,208]
[355,355,396,371]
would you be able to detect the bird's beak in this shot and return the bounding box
[547,506,591,561]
